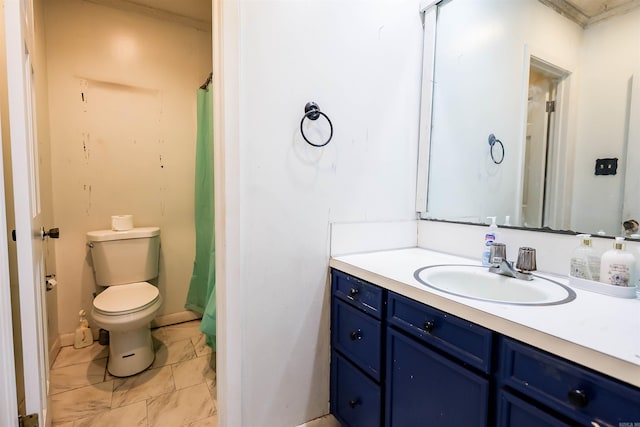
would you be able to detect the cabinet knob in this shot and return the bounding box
[348,287,359,297]
[423,320,435,333]
[348,398,361,409]
[350,330,363,341]
[567,389,588,408]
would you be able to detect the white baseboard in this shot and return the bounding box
[295,414,340,427]
[57,311,202,348]
[152,310,202,328]
[59,332,75,348]
[48,336,61,368]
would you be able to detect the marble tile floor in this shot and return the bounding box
[50,320,217,427]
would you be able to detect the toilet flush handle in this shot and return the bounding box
[41,227,60,240]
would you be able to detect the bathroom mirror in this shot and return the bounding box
[418,0,640,237]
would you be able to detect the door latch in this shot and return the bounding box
[18,413,38,427]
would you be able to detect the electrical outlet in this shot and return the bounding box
[594,158,618,176]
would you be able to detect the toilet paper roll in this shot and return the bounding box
[111,215,134,231]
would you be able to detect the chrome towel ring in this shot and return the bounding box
[300,102,333,147]
[488,133,504,164]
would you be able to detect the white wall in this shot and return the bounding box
[427,0,582,224]
[571,9,640,235]
[44,0,212,334]
[228,0,423,424]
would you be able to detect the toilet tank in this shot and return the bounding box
[87,227,160,286]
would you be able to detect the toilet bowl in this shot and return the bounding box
[92,282,162,376]
[87,227,161,377]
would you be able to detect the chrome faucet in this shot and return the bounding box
[488,243,536,281]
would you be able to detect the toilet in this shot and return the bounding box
[87,226,162,377]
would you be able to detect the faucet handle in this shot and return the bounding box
[516,247,537,272]
[489,242,507,265]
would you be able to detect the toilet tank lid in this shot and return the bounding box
[87,227,160,242]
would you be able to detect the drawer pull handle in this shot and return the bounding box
[350,330,363,341]
[567,389,589,408]
[423,320,435,333]
[349,287,359,297]
[348,398,361,409]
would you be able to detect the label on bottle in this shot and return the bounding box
[570,258,588,279]
[603,263,630,287]
[484,233,495,246]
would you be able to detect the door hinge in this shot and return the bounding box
[546,100,556,113]
[18,413,38,427]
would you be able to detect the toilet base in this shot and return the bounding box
[107,326,155,377]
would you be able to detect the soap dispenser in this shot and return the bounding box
[599,237,635,287]
[74,309,92,349]
[570,234,600,281]
[482,216,499,266]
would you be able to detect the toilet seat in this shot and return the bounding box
[93,281,160,316]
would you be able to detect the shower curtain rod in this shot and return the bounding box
[200,72,213,90]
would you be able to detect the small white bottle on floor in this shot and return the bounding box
[74,309,93,349]
[599,237,635,287]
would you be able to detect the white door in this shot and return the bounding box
[4,0,50,425]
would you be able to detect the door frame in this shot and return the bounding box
[518,46,575,231]
[0,120,19,426]
[212,0,242,425]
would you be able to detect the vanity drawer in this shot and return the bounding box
[497,390,575,427]
[500,337,640,426]
[387,292,493,373]
[331,352,381,427]
[332,269,383,318]
[332,298,382,381]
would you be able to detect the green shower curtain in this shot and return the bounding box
[185,83,216,350]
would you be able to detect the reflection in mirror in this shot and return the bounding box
[523,58,569,228]
[419,0,640,238]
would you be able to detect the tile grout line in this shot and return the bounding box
[50,321,215,426]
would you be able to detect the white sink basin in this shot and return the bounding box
[414,264,576,306]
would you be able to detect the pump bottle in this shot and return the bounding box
[599,237,636,287]
[569,234,600,281]
[482,216,499,266]
[74,309,92,349]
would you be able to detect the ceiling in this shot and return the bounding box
[541,0,640,26]
[126,0,211,22]
[86,0,211,30]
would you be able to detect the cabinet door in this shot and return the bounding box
[332,298,382,380]
[331,352,381,427]
[386,328,490,427]
[497,390,575,427]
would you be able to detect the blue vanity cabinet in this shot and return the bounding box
[385,292,494,427]
[498,337,640,427]
[330,269,384,427]
[330,269,640,427]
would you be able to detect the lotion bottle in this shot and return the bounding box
[599,237,635,287]
[482,216,498,266]
[74,309,92,349]
[569,234,600,281]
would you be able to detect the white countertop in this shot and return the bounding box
[330,247,640,388]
